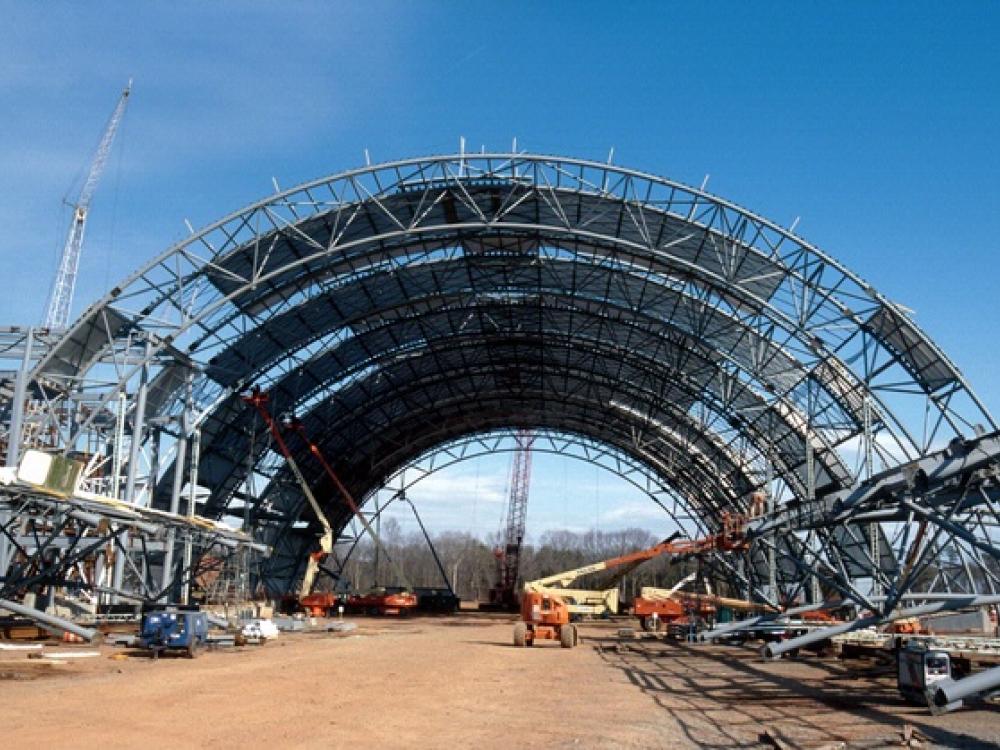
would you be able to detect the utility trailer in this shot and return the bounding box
[138,605,208,658]
[898,641,960,710]
[413,587,460,613]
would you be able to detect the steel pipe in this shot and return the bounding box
[67,509,159,536]
[930,665,1000,713]
[762,595,1000,658]
[0,597,98,642]
[205,613,231,630]
[699,601,832,641]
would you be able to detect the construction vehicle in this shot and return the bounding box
[138,605,208,659]
[346,588,418,616]
[520,556,652,618]
[299,592,343,618]
[632,573,707,632]
[243,389,333,601]
[514,513,749,648]
[486,429,533,610]
[285,417,421,616]
[514,589,580,648]
[634,587,773,634]
[299,588,419,617]
[244,391,415,615]
[514,545,665,648]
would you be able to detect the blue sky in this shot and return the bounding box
[2,2,999,540]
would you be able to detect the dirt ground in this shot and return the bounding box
[2,614,999,749]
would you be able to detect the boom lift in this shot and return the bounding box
[286,419,417,616]
[243,389,333,600]
[633,582,776,633]
[514,513,749,648]
[243,391,416,615]
[521,544,674,618]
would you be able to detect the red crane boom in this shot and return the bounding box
[489,429,534,609]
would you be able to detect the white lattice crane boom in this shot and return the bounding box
[44,80,131,330]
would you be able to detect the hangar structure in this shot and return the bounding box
[2,153,1000,615]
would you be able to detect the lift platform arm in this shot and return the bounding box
[286,419,412,592]
[524,515,748,592]
[242,389,333,598]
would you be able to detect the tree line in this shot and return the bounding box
[326,520,700,602]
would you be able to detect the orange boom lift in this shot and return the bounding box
[514,513,749,648]
[243,388,416,616]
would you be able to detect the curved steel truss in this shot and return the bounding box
[3,153,999,609]
[277,428,708,591]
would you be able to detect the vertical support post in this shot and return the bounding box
[240,418,257,602]
[805,417,820,603]
[180,427,201,606]
[373,493,381,588]
[110,391,127,498]
[805,440,815,502]
[0,328,30,575]
[862,396,874,480]
[112,342,150,601]
[144,427,160,594]
[863,396,881,596]
[123,342,151,505]
[161,371,192,601]
[766,451,777,603]
[5,327,33,467]
[160,432,187,600]
[0,514,12,585]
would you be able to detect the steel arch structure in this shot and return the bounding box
[5,152,1000,610]
[307,428,712,590]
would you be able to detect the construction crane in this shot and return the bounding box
[43,80,131,330]
[488,429,534,610]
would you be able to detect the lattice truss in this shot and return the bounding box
[3,153,999,610]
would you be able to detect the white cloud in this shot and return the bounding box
[400,470,507,507]
[599,500,674,523]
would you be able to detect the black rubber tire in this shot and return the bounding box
[513,621,528,647]
[560,624,576,649]
[641,616,665,633]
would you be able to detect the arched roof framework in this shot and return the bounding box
[327,428,737,577]
[187,283,859,529]
[23,153,997,599]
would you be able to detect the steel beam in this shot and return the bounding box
[0,596,98,642]
[930,665,1000,713]
[762,594,1000,658]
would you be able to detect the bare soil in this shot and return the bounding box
[2,615,999,749]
